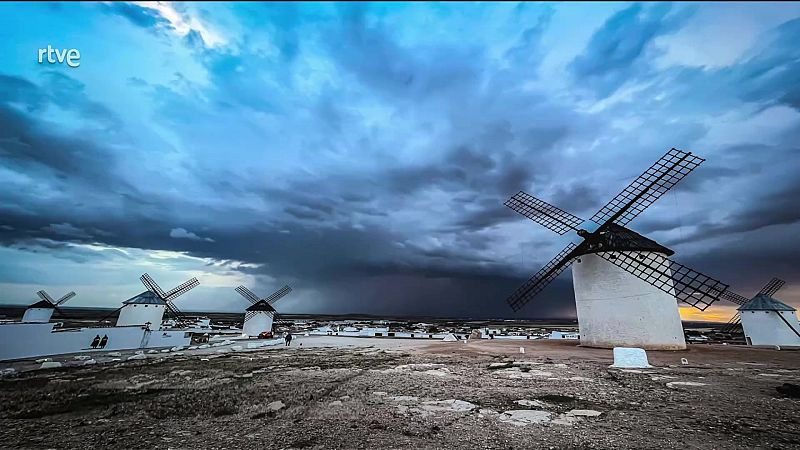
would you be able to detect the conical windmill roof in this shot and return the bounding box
[27,299,55,309]
[123,291,166,305]
[575,223,674,257]
[738,293,796,312]
[246,300,276,312]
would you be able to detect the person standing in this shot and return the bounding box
[99,334,109,349]
[90,335,101,349]
[284,332,293,347]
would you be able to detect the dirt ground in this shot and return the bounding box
[1,337,799,449]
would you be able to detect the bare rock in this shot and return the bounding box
[267,401,285,411]
[498,410,552,426]
[567,409,602,417]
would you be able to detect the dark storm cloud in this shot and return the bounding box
[454,204,518,232]
[329,5,483,101]
[672,176,800,245]
[0,89,128,212]
[675,223,800,299]
[2,3,800,316]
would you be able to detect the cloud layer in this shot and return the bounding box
[1,3,799,319]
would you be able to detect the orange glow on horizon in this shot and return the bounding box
[679,304,738,322]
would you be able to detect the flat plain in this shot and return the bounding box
[1,337,799,449]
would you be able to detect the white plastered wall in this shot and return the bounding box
[572,253,686,350]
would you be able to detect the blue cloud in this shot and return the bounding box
[1,2,799,317]
[570,3,694,97]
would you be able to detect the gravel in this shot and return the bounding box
[0,339,798,449]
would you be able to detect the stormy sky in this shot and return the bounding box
[1,2,799,320]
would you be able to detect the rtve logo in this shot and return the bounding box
[38,45,80,68]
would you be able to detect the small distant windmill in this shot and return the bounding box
[719,278,785,333]
[235,285,292,337]
[138,273,199,324]
[22,290,76,323]
[504,148,730,350]
[719,278,799,345]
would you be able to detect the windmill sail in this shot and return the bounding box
[33,289,77,318]
[139,273,200,323]
[164,278,199,302]
[265,285,292,305]
[55,292,76,305]
[720,312,743,334]
[505,191,584,235]
[719,290,749,306]
[36,290,55,304]
[595,251,728,311]
[590,148,704,227]
[140,273,167,298]
[507,243,578,312]
[758,277,786,297]
[235,285,261,304]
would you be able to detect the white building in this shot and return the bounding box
[0,290,193,361]
[242,300,275,337]
[572,249,686,350]
[116,291,167,329]
[739,294,800,347]
[549,331,579,340]
[21,299,56,323]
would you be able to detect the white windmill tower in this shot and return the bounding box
[719,278,800,347]
[235,285,292,337]
[504,148,730,350]
[116,273,199,329]
[21,290,76,323]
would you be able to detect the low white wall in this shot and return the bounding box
[0,322,191,361]
[307,330,465,339]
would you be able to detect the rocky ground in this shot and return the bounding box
[1,338,799,449]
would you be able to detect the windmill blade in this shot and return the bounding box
[720,313,742,334]
[758,277,786,297]
[265,285,292,305]
[164,277,200,302]
[56,291,76,306]
[235,285,261,304]
[507,243,578,312]
[37,290,55,304]
[94,304,126,325]
[720,290,750,306]
[596,251,728,311]
[591,148,705,228]
[164,300,186,322]
[140,273,167,299]
[504,191,585,235]
[51,305,67,320]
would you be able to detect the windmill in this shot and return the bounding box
[138,273,199,322]
[720,278,799,346]
[115,273,199,329]
[719,277,785,334]
[504,148,730,350]
[235,285,292,337]
[21,290,76,323]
